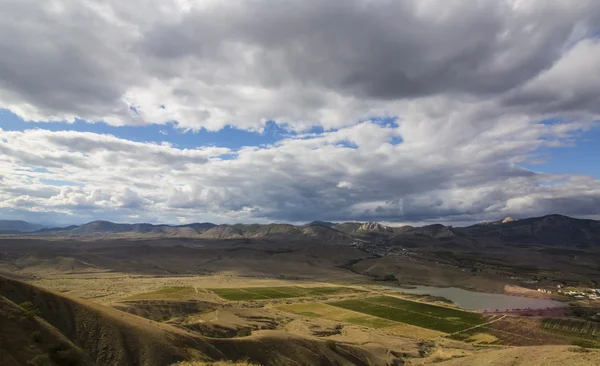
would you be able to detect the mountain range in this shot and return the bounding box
[2,214,600,248]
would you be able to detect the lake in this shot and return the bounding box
[385,285,567,312]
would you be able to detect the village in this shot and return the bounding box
[537,285,600,301]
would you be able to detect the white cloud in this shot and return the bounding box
[1,110,599,224]
[1,0,600,224]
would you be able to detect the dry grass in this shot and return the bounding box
[172,361,259,366]
[30,274,319,304]
[437,345,600,365]
[385,323,446,339]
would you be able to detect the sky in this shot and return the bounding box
[0,0,600,226]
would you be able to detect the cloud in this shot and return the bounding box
[503,38,600,115]
[1,0,600,224]
[1,0,599,131]
[1,113,600,224]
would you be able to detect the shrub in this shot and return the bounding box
[236,328,251,337]
[49,344,82,366]
[19,301,41,318]
[30,330,43,343]
[27,354,52,366]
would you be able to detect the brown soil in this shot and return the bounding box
[435,345,600,365]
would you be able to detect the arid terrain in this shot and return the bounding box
[1,215,600,365]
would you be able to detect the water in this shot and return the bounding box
[386,285,567,312]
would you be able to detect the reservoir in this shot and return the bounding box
[388,285,567,312]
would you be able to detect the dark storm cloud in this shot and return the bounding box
[1,0,599,129]
[140,0,600,99]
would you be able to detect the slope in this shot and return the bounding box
[0,275,223,366]
[0,220,45,233]
[0,276,398,365]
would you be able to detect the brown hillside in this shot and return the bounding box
[0,276,397,365]
[0,275,223,366]
[0,294,94,366]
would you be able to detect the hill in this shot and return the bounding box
[0,276,396,365]
[37,221,217,237]
[460,214,600,249]
[0,220,45,233]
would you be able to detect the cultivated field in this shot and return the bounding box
[329,296,487,333]
[487,317,571,346]
[277,302,444,339]
[542,318,600,348]
[210,286,364,301]
[543,318,600,337]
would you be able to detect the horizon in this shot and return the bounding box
[1,0,600,226]
[2,212,595,230]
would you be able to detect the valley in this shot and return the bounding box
[1,215,600,365]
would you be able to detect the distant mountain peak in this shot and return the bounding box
[358,222,392,232]
[0,220,46,233]
[308,221,336,227]
[502,217,517,224]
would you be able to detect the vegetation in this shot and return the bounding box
[278,302,397,328]
[329,296,486,333]
[172,361,259,366]
[542,318,600,338]
[448,327,501,344]
[210,286,364,301]
[19,301,41,318]
[542,318,600,348]
[27,354,52,366]
[30,330,43,343]
[236,328,252,337]
[277,302,444,340]
[48,343,83,366]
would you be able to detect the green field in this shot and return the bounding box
[210,286,365,301]
[329,296,486,333]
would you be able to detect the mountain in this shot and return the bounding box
[308,221,336,227]
[0,220,46,233]
[358,222,393,233]
[38,221,217,237]
[8,215,600,249]
[26,220,355,242]
[301,223,354,243]
[332,222,363,233]
[460,214,600,248]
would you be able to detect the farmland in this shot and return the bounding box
[210,286,365,301]
[487,317,573,346]
[542,318,600,348]
[329,296,487,333]
[277,302,444,338]
[542,318,600,337]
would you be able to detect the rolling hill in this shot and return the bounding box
[0,220,46,233]
[0,276,395,366]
